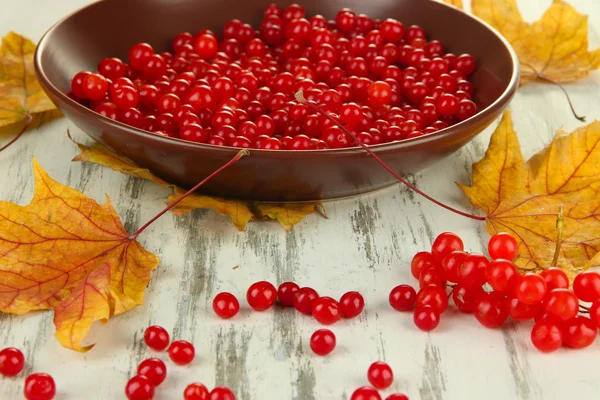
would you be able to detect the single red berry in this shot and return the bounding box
[129,43,155,71]
[209,387,236,400]
[456,253,488,288]
[456,99,477,120]
[441,250,466,283]
[310,329,336,356]
[82,73,109,100]
[452,283,483,313]
[411,251,438,279]
[293,287,319,315]
[137,358,167,386]
[474,292,508,328]
[312,297,341,325]
[24,373,56,400]
[0,347,25,377]
[389,285,417,311]
[184,383,210,400]
[367,361,393,389]
[488,232,518,260]
[516,273,547,305]
[71,71,91,99]
[144,325,170,351]
[339,291,365,318]
[194,34,218,60]
[213,292,240,319]
[351,386,382,400]
[247,281,278,311]
[508,294,541,321]
[531,319,563,353]
[380,19,404,43]
[98,57,126,81]
[125,375,154,400]
[486,259,519,293]
[431,232,464,263]
[413,305,440,331]
[416,285,448,314]
[572,271,600,302]
[454,54,477,76]
[563,316,597,349]
[277,282,300,307]
[540,268,569,291]
[168,340,195,365]
[367,81,393,107]
[544,289,579,322]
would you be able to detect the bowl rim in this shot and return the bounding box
[34,0,520,156]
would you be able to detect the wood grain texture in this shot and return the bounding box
[1,0,600,399]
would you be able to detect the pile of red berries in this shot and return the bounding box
[0,347,56,400]
[69,3,477,150]
[213,281,364,355]
[390,231,600,352]
[121,325,235,399]
[350,361,408,400]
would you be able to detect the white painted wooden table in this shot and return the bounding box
[2,0,600,399]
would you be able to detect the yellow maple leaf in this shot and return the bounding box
[458,111,600,279]
[472,0,600,84]
[0,159,159,352]
[441,0,463,9]
[72,138,324,231]
[0,32,61,145]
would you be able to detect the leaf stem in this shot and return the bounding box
[522,63,586,122]
[551,204,564,268]
[0,114,33,153]
[130,149,249,240]
[295,92,485,221]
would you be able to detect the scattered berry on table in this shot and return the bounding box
[168,340,195,365]
[24,373,56,400]
[184,383,210,400]
[339,291,365,318]
[137,358,167,386]
[144,325,170,351]
[310,329,336,356]
[247,281,278,311]
[213,292,241,319]
[367,361,394,389]
[312,296,342,325]
[0,347,25,377]
[125,375,154,400]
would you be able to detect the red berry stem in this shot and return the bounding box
[296,92,485,221]
[0,114,33,153]
[130,149,249,240]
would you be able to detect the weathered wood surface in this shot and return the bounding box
[1,0,600,399]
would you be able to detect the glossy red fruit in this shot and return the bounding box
[367,81,393,107]
[247,281,278,311]
[488,232,518,260]
[184,383,210,400]
[350,386,382,400]
[293,287,319,315]
[312,297,341,325]
[168,340,195,365]
[310,329,336,356]
[367,361,393,389]
[456,253,488,288]
[385,395,409,400]
[213,292,240,319]
[82,73,109,100]
[195,34,218,60]
[516,273,547,305]
[137,358,167,386]
[419,266,445,288]
[389,285,417,311]
[452,284,483,313]
[431,232,464,263]
[531,319,563,353]
[0,347,25,376]
[485,259,518,293]
[416,285,448,313]
[572,271,600,302]
[129,43,154,71]
[441,251,466,283]
[24,373,56,400]
[474,292,508,328]
[508,295,541,321]
[563,316,597,349]
[144,325,170,351]
[278,282,300,307]
[540,268,569,291]
[209,387,236,400]
[411,252,437,279]
[125,375,154,400]
[544,289,579,322]
[339,291,365,318]
[413,305,440,331]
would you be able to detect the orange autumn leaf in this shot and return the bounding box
[0,159,159,352]
[0,32,61,133]
[458,111,600,278]
[472,0,600,84]
[73,138,325,231]
[441,0,463,9]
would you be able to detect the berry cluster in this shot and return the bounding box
[0,347,56,400]
[127,325,235,400]
[69,3,477,150]
[390,232,600,352]
[349,361,408,400]
[213,281,364,355]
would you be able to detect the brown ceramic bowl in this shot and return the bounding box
[35,0,518,201]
